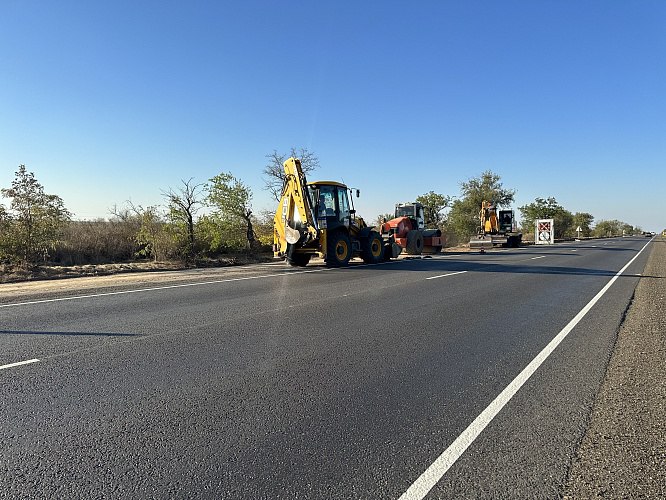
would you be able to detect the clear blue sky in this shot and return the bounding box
[2,1,664,230]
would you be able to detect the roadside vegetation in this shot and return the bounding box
[0,159,280,277]
[406,172,641,245]
[0,155,643,281]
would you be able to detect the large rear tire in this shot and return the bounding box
[325,231,352,267]
[361,231,384,264]
[405,230,424,255]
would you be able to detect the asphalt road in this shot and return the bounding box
[0,237,652,499]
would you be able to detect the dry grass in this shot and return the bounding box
[0,254,273,284]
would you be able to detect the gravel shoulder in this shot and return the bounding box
[564,237,666,498]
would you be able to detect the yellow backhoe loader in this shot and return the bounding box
[273,157,401,267]
[469,200,522,249]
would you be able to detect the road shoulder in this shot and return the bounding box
[564,238,666,497]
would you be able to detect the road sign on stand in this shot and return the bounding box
[536,219,554,245]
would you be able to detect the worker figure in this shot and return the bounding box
[318,195,327,217]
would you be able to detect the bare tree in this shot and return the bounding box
[263,147,320,201]
[162,178,205,258]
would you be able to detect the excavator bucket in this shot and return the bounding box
[469,235,493,250]
[284,224,301,245]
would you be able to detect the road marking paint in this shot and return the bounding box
[530,256,546,260]
[426,271,468,280]
[399,239,652,500]
[0,358,40,371]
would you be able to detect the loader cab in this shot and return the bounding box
[308,181,354,231]
[498,210,515,232]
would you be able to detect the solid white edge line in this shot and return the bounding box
[398,239,652,500]
[0,358,40,371]
[426,271,468,280]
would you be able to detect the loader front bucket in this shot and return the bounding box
[285,224,302,244]
[469,236,493,250]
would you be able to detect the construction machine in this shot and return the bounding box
[273,157,402,267]
[379,202,445,255]
[469,200,522,249]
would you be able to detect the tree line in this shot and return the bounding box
[0,150,314,267]
[1,153,642,268]
[406,170,641,242]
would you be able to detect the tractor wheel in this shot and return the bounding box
[286,252,311,267]
[286,243,311,267]
[506,235,521,248]
[325,231,352,267]
[361,231,384,264]
[405,230,424,255]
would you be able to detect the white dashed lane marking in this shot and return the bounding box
[0,358,40,371]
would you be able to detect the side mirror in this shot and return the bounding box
[355,189,360,198]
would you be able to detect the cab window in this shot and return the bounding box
[336,187,350,224]
[313,185,336,217]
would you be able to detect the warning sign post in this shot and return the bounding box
[536,219,555,245]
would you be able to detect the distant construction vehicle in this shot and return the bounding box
[379,202,444,255]
[469,200,522,249]
[273,157,402,267]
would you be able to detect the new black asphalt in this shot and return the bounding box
[0,237,652,498]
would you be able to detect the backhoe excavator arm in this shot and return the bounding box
[273,157,318,256]
[480,200,499,234]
